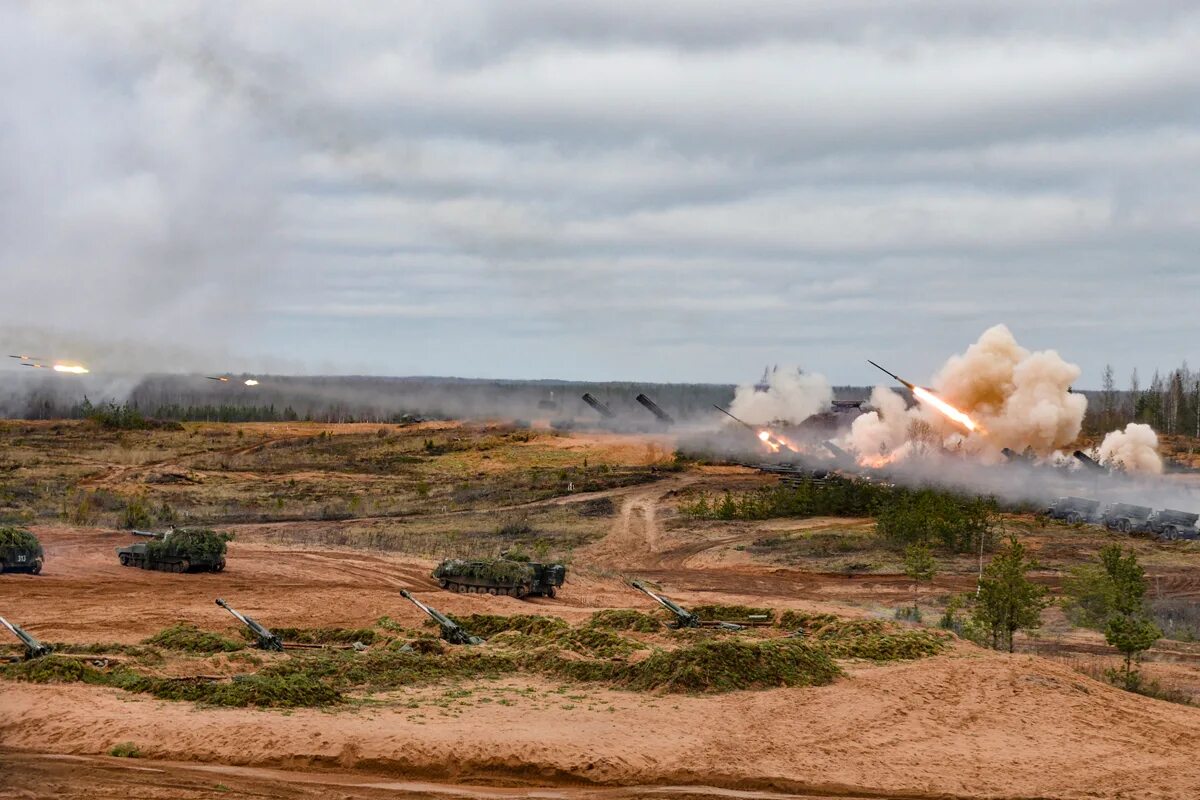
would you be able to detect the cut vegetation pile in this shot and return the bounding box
[145,529,230,561]
[0,526,40,550]
[2,610,948,708]
[145,624,244,654]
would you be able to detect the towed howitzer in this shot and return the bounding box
[0,615,52,660]
[630,580,747,630]
[400,589,484,645]
[215,598,283,651]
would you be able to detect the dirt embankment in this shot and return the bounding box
[4,649,1200,799]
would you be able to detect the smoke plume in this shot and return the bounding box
[1098,423,1163,474]
[847,386,911,463]
[729,367,832,425]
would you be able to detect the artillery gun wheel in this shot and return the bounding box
[1066,513,1080,524]
[31,559,42,575]
[457,584,468,593]
[487,587,498,595]
[438,579,449,589]
[119,554,130,567]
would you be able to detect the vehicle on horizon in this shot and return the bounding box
[0,526,43,574]
[433,554,566,598]
[1045,497,1101,524]
[116,528,229,573]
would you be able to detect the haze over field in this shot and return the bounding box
[3,2,1200,382]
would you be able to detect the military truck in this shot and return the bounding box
[0,526,43,574]
[1045,497,1101,524]
[117,528,229,573]
[1145,509,1200,541]
[433,555,566,598]
[1101,503,1154,534]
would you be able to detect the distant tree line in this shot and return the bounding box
[1085,362,1200,436]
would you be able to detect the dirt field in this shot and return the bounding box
[3,422,1200,799]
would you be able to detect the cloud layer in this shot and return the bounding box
[3,2,1198,382]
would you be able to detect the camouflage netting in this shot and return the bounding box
[434,558,534,584]
[145,529,230,562]
[0,526,40,552]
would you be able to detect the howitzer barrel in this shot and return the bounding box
[713,405,755,431]
[400,589,483,645]
[630,580,698,626]
[635,394,674,425]
[215,598,283,651]
[0,615,52,659]
[1073,450,1105,471]
[581,393,615,419]
[130,529,160,538]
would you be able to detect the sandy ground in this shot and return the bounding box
[5,466,1200,798]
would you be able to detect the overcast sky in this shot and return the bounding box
[2,1,1198,385]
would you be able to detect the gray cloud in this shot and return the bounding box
[2,1,1199,385]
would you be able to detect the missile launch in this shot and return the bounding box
[867,360,980,433]
[867,360,914,390]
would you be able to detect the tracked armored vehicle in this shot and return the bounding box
[117,528,229,573]
[0,526,43,574]
[433,555,566,598]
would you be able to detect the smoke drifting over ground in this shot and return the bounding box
[1099,423,1163,475]
[729,367,832,425]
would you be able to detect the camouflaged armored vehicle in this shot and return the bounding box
[433,554,566,598]
[0,526,43,574]
[117,528,229,573]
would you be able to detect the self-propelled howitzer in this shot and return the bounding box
[400,589,484,645]
[630,580,745,630]
[0,615,52,660]
[215,598,284,651]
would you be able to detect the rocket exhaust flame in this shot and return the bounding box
[867,360,980,433]
[52,364,89,374]
[911,386,979,432]
[244,379,259,386]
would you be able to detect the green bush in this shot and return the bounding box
[119,497,155,529]
[876,490,996,553]
[108,742,141,758]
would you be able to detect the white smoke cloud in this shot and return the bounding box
[1098,422,1163,474]
[728,366,832,425]
[845,386,911,462]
